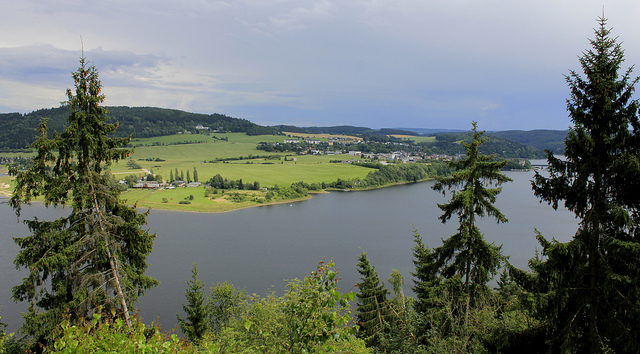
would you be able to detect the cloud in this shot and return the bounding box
[0,44,173,111]
[1,0,639,129]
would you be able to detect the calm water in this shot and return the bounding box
[0,166,578,333]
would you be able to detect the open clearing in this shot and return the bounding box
[114,133,373,187]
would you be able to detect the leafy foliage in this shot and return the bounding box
[48,313,188,353]
[205,260,367,353]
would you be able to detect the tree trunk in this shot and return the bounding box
[90,181,132,328]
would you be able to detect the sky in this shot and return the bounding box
[1,1,639,131]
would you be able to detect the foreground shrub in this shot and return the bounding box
[48,313,190,353]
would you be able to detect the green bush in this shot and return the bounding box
[48,313,190,353]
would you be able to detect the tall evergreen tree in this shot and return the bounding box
[177,263,210,344]
[512,17,640,353]
[355,251,391,348]
[193,167,198,182]
[9,57,157,347]
[169,169,174,182]
[430,122,511,320]
[186,169,191,183]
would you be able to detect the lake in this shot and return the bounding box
[0,164,578,334]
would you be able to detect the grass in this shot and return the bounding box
[281,131,363,141]
[0,152,36,158]
[122,185,309,212]
[0,174,13,198]
[390,135,436,143]
[111,133,373,188]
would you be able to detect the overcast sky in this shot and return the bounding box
[1,1,639,131]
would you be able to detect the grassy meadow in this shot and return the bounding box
[112,132,375,211]
[389,135,436,143]
[281,131,362,141]
[114,133,372,186]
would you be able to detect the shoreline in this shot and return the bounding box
[131,179,433,213]
[0,177,434,214]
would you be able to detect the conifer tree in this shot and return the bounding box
[430,122,511,321]
[9,56,157,346]
[177,263,210,344]
[513,17,640,352]
[186,170,191,183]
[193,167,198,182]
[170,169,174,182]
[411,230,440,319]
[355,251,391,347]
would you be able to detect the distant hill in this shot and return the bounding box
[0,106,278,151]
[0,106,564,156]
[429,131,547,159]
[398,127,567,154]
[489,130,567,154]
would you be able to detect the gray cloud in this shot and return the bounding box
[1,0,639,129]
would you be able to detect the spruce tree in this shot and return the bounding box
[177,263,210,344]
[430,122,511,302]
[9,56,157,347]
[355,251,391,348]
[426,121,511,333]
[513,17,640,353]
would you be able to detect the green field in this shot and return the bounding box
[112,133,372,187]
[111,133,375,211]
[390,135,436,143]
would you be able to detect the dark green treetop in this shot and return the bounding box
[9,57,157,347]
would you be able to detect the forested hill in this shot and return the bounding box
[430,131,548,158]
[1,105,561,155]
[0,106,279,150]
[489,129,568,154]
